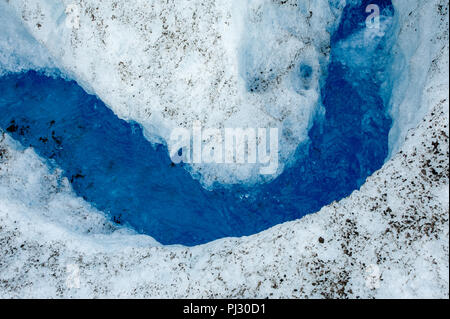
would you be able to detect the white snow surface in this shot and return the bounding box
[2,0,348,186]
[388,0,450,157]
[0,0,448,298]
[0,1,57,76]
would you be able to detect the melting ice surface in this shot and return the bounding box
[0,1,393,246]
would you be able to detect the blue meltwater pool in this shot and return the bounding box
[0,1,394,246]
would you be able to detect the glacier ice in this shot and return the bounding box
[387,0,449,157]
[2,0,446,181]
[3,0,348,187]
[0,1,394,245]
[0,1,55,75]
[0,0,448,297]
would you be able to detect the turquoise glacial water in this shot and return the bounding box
[0,1,393,245]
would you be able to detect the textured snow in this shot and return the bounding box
[0,0,448,298]
[3,0,347,186]
[0,88,448,298]
[387,0,450,158]
[0,1,55,76]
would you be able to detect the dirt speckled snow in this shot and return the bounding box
[0,0,448,298]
